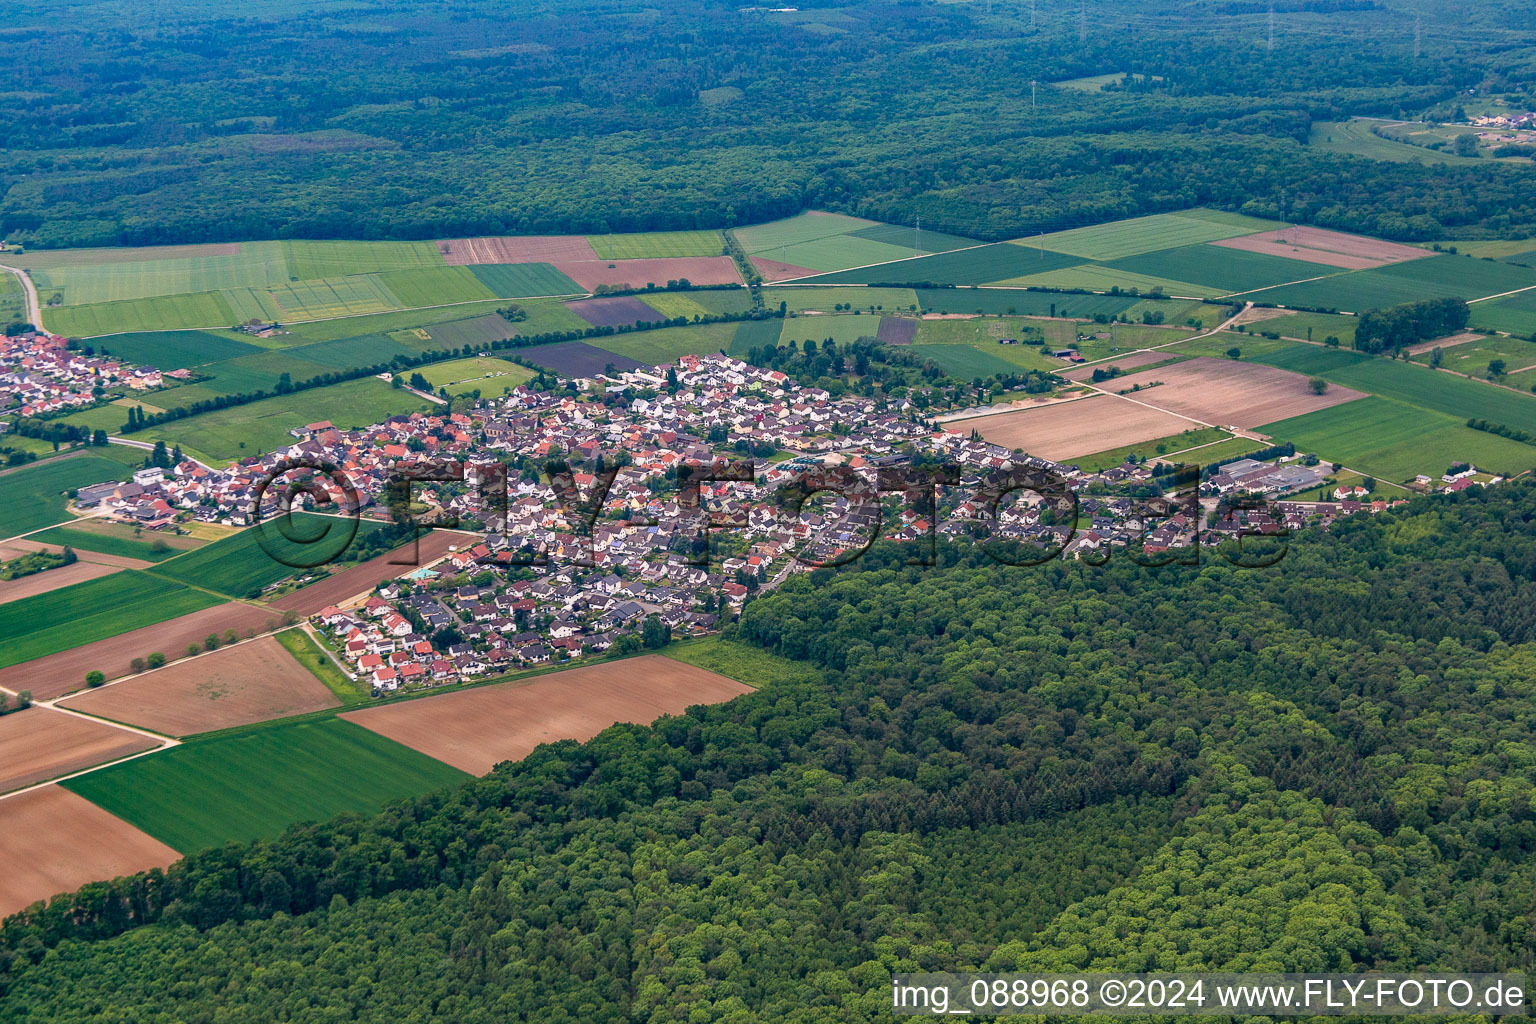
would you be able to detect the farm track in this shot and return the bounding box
[0,262,42,326]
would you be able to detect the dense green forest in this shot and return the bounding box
[4,483,1536,1019]
[3,0,1536,246]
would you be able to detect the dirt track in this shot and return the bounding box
[59,636,339,737]
[0,707,158,793]
[0,786,180,917]
[1,602,289,700]
[341,654,753,775]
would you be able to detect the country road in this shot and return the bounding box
[0,262,41,328]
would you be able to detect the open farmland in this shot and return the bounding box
[1070,426,1233,473]
[340,654,754,775]
[1471,288,1536,338]
[423,313,520,349]
[0,454,133,537]
[523,340,644,376]
[0,601,289,699]
[587,230,724,260]
[375,266,496,307]
[93,329,263,367]
[437,235,599,265]
[154,514,386,599]
[594,322,740,364]
[565,295,666,327]
[0,707,159,793]
[465,263,583,297]
[271,530,464,615]
[0,787,180,919]
[1247,253,1536,310]
[734,211,880,254]
[1101,356,1366,427]
[764,286,918,313]
[139,377,429,464]
[59,636,339,737]
[1103,244,1341,296]
[62,718,470,852]
[550,257,741,291]
[729,318,787,356]
[0,571,223,673]
[1260,396,1536,482]
[1211,225,1432,270]
[1059,350,1175,379]
[991,263,1210,295]
[876,318,918,344]
[1307,118,1482,165]
[797,243,1080,286]
[0,561,121,604]
[1023,209,1281,261]
[751,256,819,281]
[916,288,1140,318]
[958,395,1196,460]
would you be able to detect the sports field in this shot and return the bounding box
[62,717,470,852]
[417,356,535,396]
[139,377,429,464]
[0,453,134,538]
[154,513,383,598]
[0,570,223,669]
[1022,210,1281,261]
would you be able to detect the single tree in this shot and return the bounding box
[85,670,105,687]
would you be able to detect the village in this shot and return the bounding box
[59,351,1471,698]
[0,328,170,418]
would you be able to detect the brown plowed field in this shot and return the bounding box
[271,531,464,614]
[437,235,599,265]
[0,786,180,917]
[1100,356,1367,428]
[58,636,339,737]
[341,655,753,775]
[1059,351,1170,380]
[551,257,742,290]
[0,707,158,793]
[1,602,289,700]
[750,256,818,281]
[0,562,120,605]
[1213,226,1433,269]
[958,395,1195,460]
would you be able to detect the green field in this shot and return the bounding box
[912,318,1061,370]
[1259,310,1360,346]
[851,223,981,252]
[916,288,1140,319]
[152,512,381,598]
[1470,289,1536,338]
[268,274,401,319]
[274,627,371,705]
[764,286,918,313]
[282,240,446,279]
[995,263,1211,296]
[377,266,497,307]
[798,243,1082,286]
[1307,119,1482,165]
[594,322,740,364]
[29,242,292,306]
[587,230,724,260]
[1160,434,1268,468]
[0,570,223,668]
[0,453,135,537]
[1260,396,1536,482]
[0,271,23,324]
[281,300,514,342]
[913,343,1027,378]
[30,523,198,561]
[1105,244,1340,296]
[733,212,880,254]
[1023,209,1281,261]
[92,329,264,367]
[139,377,430,464]
[45,290,239,336]
[779,315,883,347]
[1410,335,1536,378]
[728,318,789,356]
[63,717,469,852]
[1070,426,1232,473]
[466,263,583,298]
[418,356,536,396]
[1247,254,1536,311]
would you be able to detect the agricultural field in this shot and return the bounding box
[62,717,470,852]
[565,295,668,327]
[154,513,385,599]
[593,322,740,364]
[1470,288,1536,338]
[960,395,1195,460]
[0,559,121,605]
[274,627,371,705]
[1408,335,1536,378]
[728,318,787,356]
[736,212,980,279]
[92,329,263,367]
[916,288,1140,319]
[417,356,535,397]
[1210,225,1432,270]
[993,264,1209,296]
[1022,209,1281,261]
[0,453,135,538]
[270,531,462,616]
[422,313,521,349]
[29,521,201,561]
[779,314,883,348]
[1103,244,1341,296]
[0,707,159,794]
[586,230,724,260]
[912,318,1060,370]
[1245,253,1536,310]
[876,318,918,345]
[522,340,644,376]
[797,243,1080,286]
[0,786,180,919]
[915,344,1029,379]
[340,655,753,775]
[0,270,25,324]
[45,290,239,336]
[282,300,513,342]
[1256,310,1360,346]
[375,266,496,307]
[1070,426,1234,473]
[138,377,429,464]
[58,635,340,737]
[644,288,754,317]
[1260,396,1536,483]
[763,286,918,313]
[550,257,739,291]
[267,274,401,319]
[1102,356,1366,428]
[0,570,222,671]
[1060,350,1181,379]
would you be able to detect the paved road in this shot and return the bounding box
[0,262,42,328]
